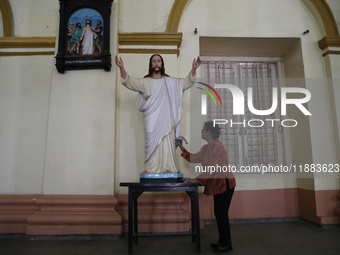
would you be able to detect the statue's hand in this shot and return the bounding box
[115,56,124,68]
[192,56,202,70]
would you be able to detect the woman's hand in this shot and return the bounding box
[175,140,185,151]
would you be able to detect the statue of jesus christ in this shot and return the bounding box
[115,54,201,174]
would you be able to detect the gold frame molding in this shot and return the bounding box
[0,51,54,56]
[322,50,340,57]
[166,0,189,33]
[0,36,56,56]
[318,36,340,50]
[118,48,180,56]
[0,0,13,37]
[0,36,56,48]
[119,32,182,47]
[118,32,182,55]
[310,0,339,36]
[318,36,340,57]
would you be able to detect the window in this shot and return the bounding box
[201,57,288,168]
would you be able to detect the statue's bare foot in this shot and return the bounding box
[141,170,149,174]
[163,169,172,173]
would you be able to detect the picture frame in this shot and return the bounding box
[55,0,114,73]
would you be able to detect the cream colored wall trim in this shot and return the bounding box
[310,0,339,36]
[0,0,13,37]
[118,48,180,56]
[166,0,189,33]
[119,33,182,47]
[0,36,56,48]
[0,51,54,56]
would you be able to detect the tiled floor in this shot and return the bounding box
[1,221,339,255]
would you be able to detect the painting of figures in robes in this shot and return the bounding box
[67,8,104,57]
[55,0,113,73]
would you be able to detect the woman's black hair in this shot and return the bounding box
[204,121,221,139]
[144,54,170,78]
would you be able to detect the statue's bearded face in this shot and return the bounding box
[151,55,163,73]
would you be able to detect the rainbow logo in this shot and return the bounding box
[196,82,222,106]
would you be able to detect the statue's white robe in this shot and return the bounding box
[82,29,94,55]
[122,74,195,173]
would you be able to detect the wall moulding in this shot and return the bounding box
[310,0,339,36]
[0,51,55,56]
[0,37,56,48]
[166,0,189,33]
[318,36,340,56]
[116,193,192,233]
[321,50,340,57]
[118,32,182,47]
[318,36,340,50]
[118,32,182,56]
[0,37,56,56]
[0,195,40,234]
[118,48,180,56]
[334,192,340,217]
[0,189,338,235]
[0,0,13,37]
[27,195,122,235]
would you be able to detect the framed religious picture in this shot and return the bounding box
[55,0,114,73]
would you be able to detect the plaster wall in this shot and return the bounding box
[118,0,174,32]
[0,55,53,194]
[1,0,339,196]
[9,0,58,37]
[42,1,119,195]
[0,0,119,195]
